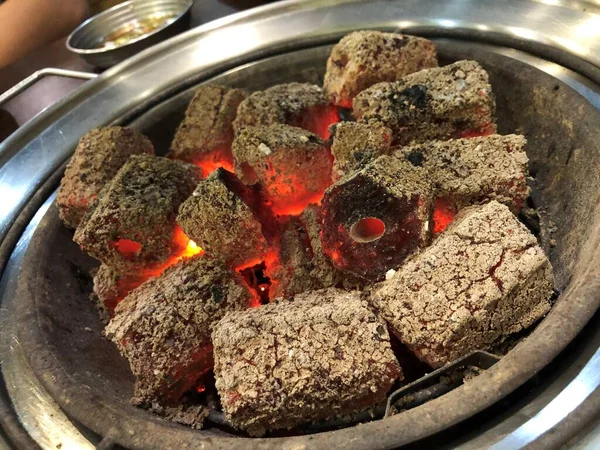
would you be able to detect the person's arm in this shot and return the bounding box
[0,0,90,68]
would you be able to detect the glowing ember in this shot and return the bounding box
[235,252,279,304]
[336,98,353,109]
[104,226,204,314]
[170,225,204,258]
[191,147,235,178]
[319,155,432,280]
[298,105,340,140]
[432,198,456,234]
[233,125,333,219]
[270,190,326,217]
[196,384,206,394]
[186,240,200,253]
[113,239,142,259]
[349,217,386,243]
[261,165,330,217]
[161,345,214,403]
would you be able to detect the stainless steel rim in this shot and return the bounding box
[3,1,600,448]
[66,0,194,55]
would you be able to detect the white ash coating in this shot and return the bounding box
[74,155,201,273]
[324,31,438,106]
[233,83,329,131]
[371,201,554,368]
[330,121,392,181]
[354,60,497,146]
[106,255,255,406]
[177,169,267,267]
[396,134,530,211]
[212,288,402,436]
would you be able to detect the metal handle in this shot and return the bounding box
[384,350,501,417]
[0,68,97,107]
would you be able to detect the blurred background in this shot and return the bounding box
[0,0,270,143]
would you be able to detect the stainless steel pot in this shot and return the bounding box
[2,1,600,449]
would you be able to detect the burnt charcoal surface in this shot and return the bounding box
[396,134,530,216]
[299,204,366,289]
[330,121,392,181]
[177,168,268,267]
[323,31,438,107]
[232,124,332,214]
[353,60,497,145]
[267,214,364,299]
[371,201,554,368]
[233,82,338,139]
[321,155,432,280]
[93,264,128,319]
[57,127,155,229]
[212,288,401,436]
[170,85,247,169]
[74,155,201,273]
[105,256,256,406]
[266,216,323,299]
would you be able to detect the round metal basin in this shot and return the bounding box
[2,1,600,449]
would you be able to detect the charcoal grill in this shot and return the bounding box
[2,1,600,449]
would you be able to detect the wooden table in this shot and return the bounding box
[0,0,271,142]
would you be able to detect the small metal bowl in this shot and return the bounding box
[67,0,193,69]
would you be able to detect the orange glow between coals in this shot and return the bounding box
[432,199,456,234]
[190,147,234,178]
[234,251,278,274]
[107,226,204,314]
[235,251,279,305]
[113,238,142,259]
[194,157,234,177]
[459,122,495,139]
[318,107,341,140]
[270,190,325,216]
[336,98,353,109]
[299,106,340,140]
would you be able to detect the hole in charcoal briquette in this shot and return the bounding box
[349,217,386,243]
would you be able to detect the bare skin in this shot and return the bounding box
[0,0,89,68]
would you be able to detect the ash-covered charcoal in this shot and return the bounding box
[232,124,333,215]
[74,155,201,273]
[371,201,554,368]
[105,255,258,406]
[177,168,268,267]
[265,216,321,299]
[266,214,365,299]
[353,60,497,146]
[397,134,530,233]
[212,288,401,436]
[233,83,339,139]
[321,155,433,280]
[57,127,154,229]
[324,31,438,107]
[170,85,247,174]
[92,264,145,319]
[330,121,392,181]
